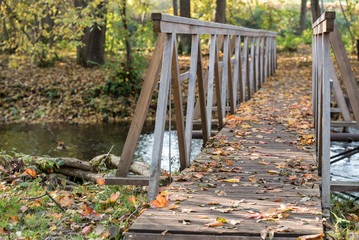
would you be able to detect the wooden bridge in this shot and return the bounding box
[105,11,359,239]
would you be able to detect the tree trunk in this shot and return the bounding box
[310,0,321,22]
[173,0,178,16]
[121,0,132,72]
[299,0,307,35]
[179,0,191,54]
[75,0,107,67]
[214,0,226,23]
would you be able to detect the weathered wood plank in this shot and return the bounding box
[330,25,359,126]
[331,181,359,192]
[249,37,255,97]
[148,33,174,201]
[105,176,149,186]
[116,33,165,177]
[255,37,260,92]
[171,35,188,171]
[221,35,230,118]
[241,37,249,102]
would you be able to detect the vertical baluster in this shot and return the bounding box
[207,34,216,135]
[255,37,260,92]
[148,33,174,201]
[259,37,264,88]
[321,32,331,209]
[249,37,255,97]
[185,34,200,165]
[232,35,241,107]
[221,35,230,117]
[316,33,323,175]
[241,37,249,102]
[171,35,187,171]
[264,37,269,82]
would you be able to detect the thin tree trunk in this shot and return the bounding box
[214,0,226,23]
[299,0,307,35]
[75,0,107,67]
[310,0,321,22]
[173,0,178,16]
[339,0,355,48]
[179,0,191,54]
[121,0,132,71]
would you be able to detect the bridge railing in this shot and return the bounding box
[312,11,359,210]
[106,13,277,201]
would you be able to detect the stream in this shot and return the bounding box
[0,122,203,171]
[0,123,358,180]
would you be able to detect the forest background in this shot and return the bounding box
[0,0,358,123]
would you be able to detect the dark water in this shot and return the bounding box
[0,122,203,171]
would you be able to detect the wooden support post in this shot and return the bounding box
[171,36,188,171]
[331,25,359,126]
[249,37,255,97]
[255,37,260,92]
[312,34,317,118]
[148,33,175,201]
[264,37,269,82]
[227,36,235,115]
[185,34,200,165]
[241,37,249,102]
[259,37,264,88]
[317,34,323,175]
[221,35,230,117]
[206,35,217,135]
[232,35,242,107]
[214,36,224,128]
[329,59,351,121]
[115,33,165,177]
[196,37,209,143]
[321,32,331,210]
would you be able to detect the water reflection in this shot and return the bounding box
[0,122,203,171]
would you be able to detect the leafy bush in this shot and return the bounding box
[277,32,301,52]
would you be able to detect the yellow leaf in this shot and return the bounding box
[223,179,240,183]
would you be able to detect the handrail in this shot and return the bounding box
[312,11,359,212]
[106,13,277,201]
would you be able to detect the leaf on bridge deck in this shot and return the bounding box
[149,194,169,208]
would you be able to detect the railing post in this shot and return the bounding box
[242,37,249,101]
[249,37,255,97]
[148,33,175,201]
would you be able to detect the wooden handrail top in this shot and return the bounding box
[312,11,335,34]
[152,13,277,37]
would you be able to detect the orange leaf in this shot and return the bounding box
[110,192,120,203]
[169,205,178,210]
[259,161,269,165]
[248,176,257,183]
[149,194,169,208]
[226,160,233,165]
[23,168,37,178]
[128,195,137,205]
[197,215,209,219]
[205,221,224,227]
[297,233,325,240]
[273,199,282,202]
[288,175,297,180]
[96,177,105,185]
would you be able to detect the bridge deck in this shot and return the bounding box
[126,55,323,239]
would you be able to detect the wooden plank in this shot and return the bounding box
[255,36,260,92]
[249,37,255,97]
[193,68,208,120]
[321,32,331,209]
[331,121,357,127]
[312,34,317,118]
[227,36,235,115]
[221,35,230,118]
[330,25,359,126]
[116,33,165,177]
[241,37,248,102]
[264,37,269,82]
[316,34,323,163]
[312,11,336,34]
[232,35,241,107]
[185,34,200,165]
[259,37,264,87]
[180,72,190,82]
[267,37,272,77]
[331,181,359,192]
[126,232,269,240]
[196,36,209,143]
[152,13,277,37]
[105,176,149,186]
[206,35,217,135]
[214,36,224,129]
[329,59,351,121]
[148,33,174,201]
[171,35,188,171]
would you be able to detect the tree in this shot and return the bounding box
[173,0,178,16]
[310,0,321,22]
[120,0,132,72]
[214,0,226,23]
[75,0,107,67]
[299,0,307,34]
[179,0,191,53]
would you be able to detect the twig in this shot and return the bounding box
[103,145,114,163]
[20,191,65,212]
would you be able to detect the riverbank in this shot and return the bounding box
[0,55,157,124]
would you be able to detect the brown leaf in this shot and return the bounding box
[81,225,92,235]
[248,176,257,183]
[205,221,224,227]
[297,233,325,240]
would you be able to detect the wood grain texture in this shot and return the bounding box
[116,33,165,177]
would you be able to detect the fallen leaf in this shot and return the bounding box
[205,221,224,227]
[150,194,169,208]
[287,175,297,180]
[223,178,240,183]
[197,215,209,219]
[23,168,37,178]
[248,176,257,183]
[81,225,92,235]
[128,195,137,205]
[259,161,270,165]
[169,205,178,210]
[181,209,196,213]
[273,199,282,202]
[297,233,325,240]
[216,217,227,223]
[96,177,105,185]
